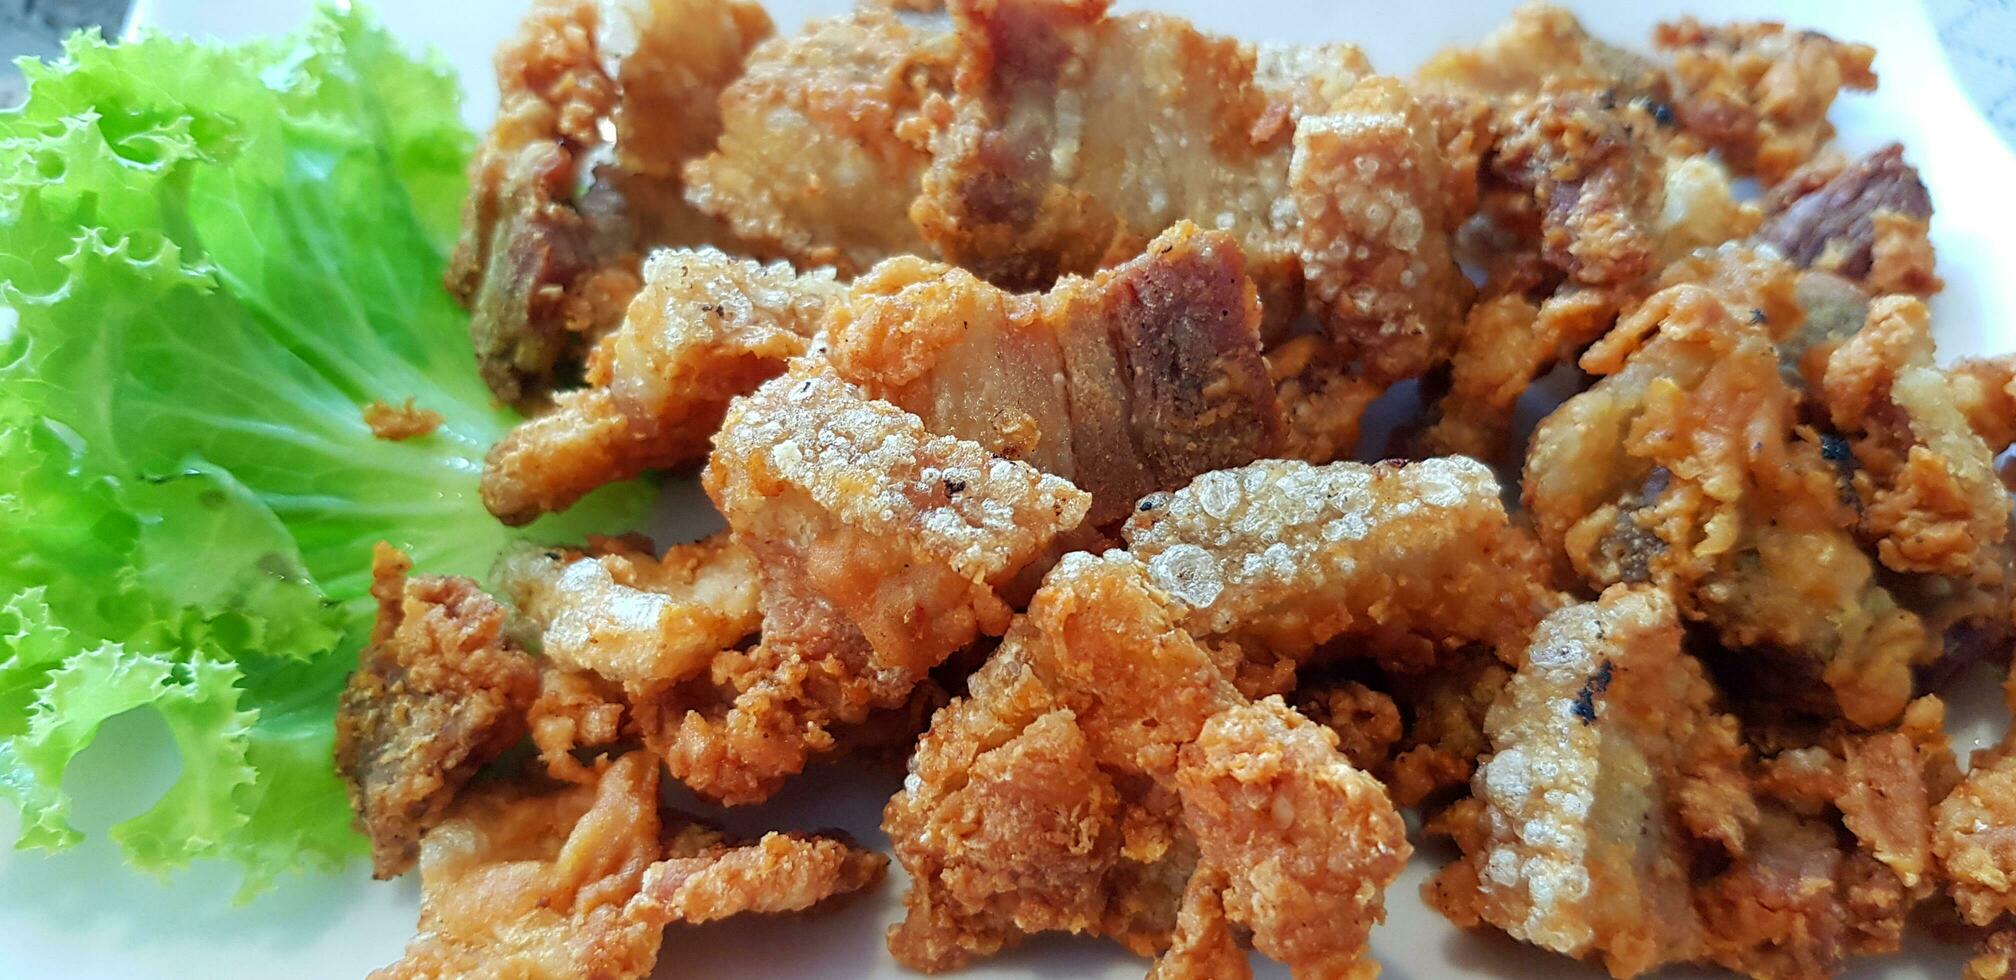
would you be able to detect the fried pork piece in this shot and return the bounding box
[1293,75,1474,381]
[1701,701,1956,978]
[1820,294,2010,579]
[336,544,540,879]
[482,248,841,525]
[1936,672,2016,930]
[884,551,1408,976]
[1415,3,1666,101]
[1426,587,1751,977]
[1122,457,1563,673]
[1295,679,1403,775]
[373,753,884,980]
[826,222,1283,526]
[1421,127,1756,460]
[917,0,1475,375]
[1524,276,1933,727]
[1488,93,1668,288]
[682,8,956,273]
[1759,144,1938,294]
[1264,335,1384,464]
[1386,649,1511,808]
[1654,18,1877,185]
[1953,355,2016,453]
[495,533,761,689]
[1971,931,2016,980]
[447,0,772,406]
[651,370,1090,803]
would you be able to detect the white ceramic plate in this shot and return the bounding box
[6,1,2013,977]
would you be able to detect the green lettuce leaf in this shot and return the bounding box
[0,9,655,893]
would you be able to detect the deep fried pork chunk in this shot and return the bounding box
[682,8,956,273]
[1426,587,1751,977]
[884,551,1408,977]
[652,370,1089,803]
[1524,273,1933,727]
[1415,4,1666,101]
[482,248,841,525]
[1759,144,1936,292]
[1428,588,1956,978]
[372,753,884,980]
[494,533,761,690]
[1820,294,2010,580]
[1653,17,1877,184]
[1936,671,2016,931]
[915,0,1472,380]
[1952,355,2016,454]
[1123,457,1563,673]
[825,221,1284,526]
[336,544,540,879]
[1487,93,1667,288]
[447,0,772,405]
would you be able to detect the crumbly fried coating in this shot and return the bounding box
[526,666,629,784]
[1936,671,2016,929]
[1123,457,1563,672]
[372,753,884,980]
[1415,4,1666,101]
[1973,930,2016,980]
[1758,144,1937,293]
[1387,649,1512,808]
[1264,335,1384,465]
[826,221,1284,527]
[1295,679,1404,775]
[495,533,761,689]
[481,248,841,524]
[1952,355,2016,454]
[884,551,1407,976]
[1653,18,1877,185]
[655,370,1090,803]
[1488,94,1666,288]
[1426,587,1750,977]
[447,0,772,406]
[682,8,955,273]
[363,399,444,442]
[336,544,540,879]
[1699,697,1955,979]
[1820,294,2009,579]
[1524,274,1933,727]
[1421,114,1755,460]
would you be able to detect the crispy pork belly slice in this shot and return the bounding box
[916,0,1481,371]
[682,8,957,274]
[826,222,1284,527]
[1425,587,1749,977]
[495,533,761,690]
[336,544,540,879]
[1291,76,1474,381]
[1122,457,1564,672]
[884,551,1407,977]
[481,248,841,525]
[372,753,884,980]
[447,0,772,406]
[644,370,1089,804]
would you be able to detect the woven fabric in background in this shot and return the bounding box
[1,0,132,105]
